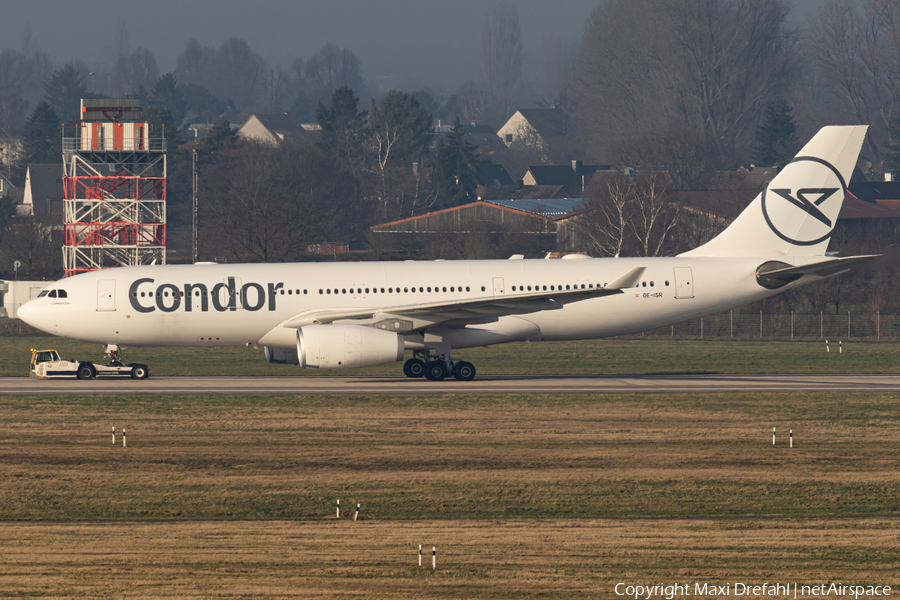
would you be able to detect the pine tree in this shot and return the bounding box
[370,91,433,162]
[751,100,798,167]
[43,63,86,122]
[431,117,481,210]
[23,101,61,165]
[149,73,186,127]
[316,86,368,182]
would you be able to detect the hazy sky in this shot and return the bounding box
[2,0,832,94]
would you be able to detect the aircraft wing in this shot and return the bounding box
[283,266,645,330]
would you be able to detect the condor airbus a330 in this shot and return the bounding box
[19,126,873,381]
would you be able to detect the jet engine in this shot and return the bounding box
[297,324,404,369]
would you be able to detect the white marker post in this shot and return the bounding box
[123,428,126,448]
[336,499,340,519]
[432,547,436,570]
[354,503,359,521]
[826,340,830,353]
[112,426,115,444]
[772,427,776,446]
[790,429,793,448]
[419,545,422,567]
[839,341,842,354]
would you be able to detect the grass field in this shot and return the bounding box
[3,331,900,377]
[0,391,898,597]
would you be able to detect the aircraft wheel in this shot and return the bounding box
[423,361,447,382]
[77,363,96,380]
[403,358,425,378]
[131,364,149,379]
[453,361,476,381]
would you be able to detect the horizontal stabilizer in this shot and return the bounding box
[756,255,878,288]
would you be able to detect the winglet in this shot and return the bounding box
[607,266,645,290]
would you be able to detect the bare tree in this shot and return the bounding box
[577,172,681,257]
[576,174,632,257]
[200,141,352,262]
[577,0,800,162]
[306,43,364,102]
[808,0,900,164]
[629,172,681,257]
[481,1,524,96]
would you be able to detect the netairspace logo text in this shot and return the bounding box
[614,582,892,599]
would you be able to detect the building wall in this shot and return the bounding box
[0,280,49,318]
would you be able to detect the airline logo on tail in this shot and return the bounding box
[761,157,847,246]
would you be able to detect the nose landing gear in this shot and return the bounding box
[403,351,476,381]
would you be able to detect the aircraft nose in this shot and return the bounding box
[18,299,49,332]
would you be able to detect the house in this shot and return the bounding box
[496,108,567,149]
[22,164,65,220]
[523,161,611,196]
[0,172,13,198]
[238,113,310,145]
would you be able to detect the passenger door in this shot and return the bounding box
[97,280,116,311]
[673,267,694,299]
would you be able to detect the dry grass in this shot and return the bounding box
[0,519,897,598]
[0,392,898,596]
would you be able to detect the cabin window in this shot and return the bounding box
[303,290,307,294]
[481,286,486,292]
[466,286,470,292]
[527,286,532,291]
[650,281,654,287]
[319,289,323,294]
[326,289,331,294]
[665,281,670,286]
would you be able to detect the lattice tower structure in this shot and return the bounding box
[62,120,167,277]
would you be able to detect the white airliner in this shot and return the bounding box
[19,126,873,381]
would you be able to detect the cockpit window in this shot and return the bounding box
[48,290,57,298]
[57,289,67,298]
[38,291,49,297]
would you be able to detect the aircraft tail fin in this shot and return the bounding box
[681,126,868,258]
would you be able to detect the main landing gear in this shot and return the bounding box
[403,351,476,382]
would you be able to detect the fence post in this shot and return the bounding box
[821,312,823,338]
[760,311,763,338]
[877,311,880,339]
[730,310,733,337]
[791,311,794,339]
[700,317,703,339]
[848,311,851,339]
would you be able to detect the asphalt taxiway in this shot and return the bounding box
[2,374,899,394]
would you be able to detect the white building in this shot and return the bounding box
[0,280,49,318]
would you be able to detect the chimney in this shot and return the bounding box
[886,171,898,182]
[571,160,582,172]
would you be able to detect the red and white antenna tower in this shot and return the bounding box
[61,98,166,277]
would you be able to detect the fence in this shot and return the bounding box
[632,313,900,339]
